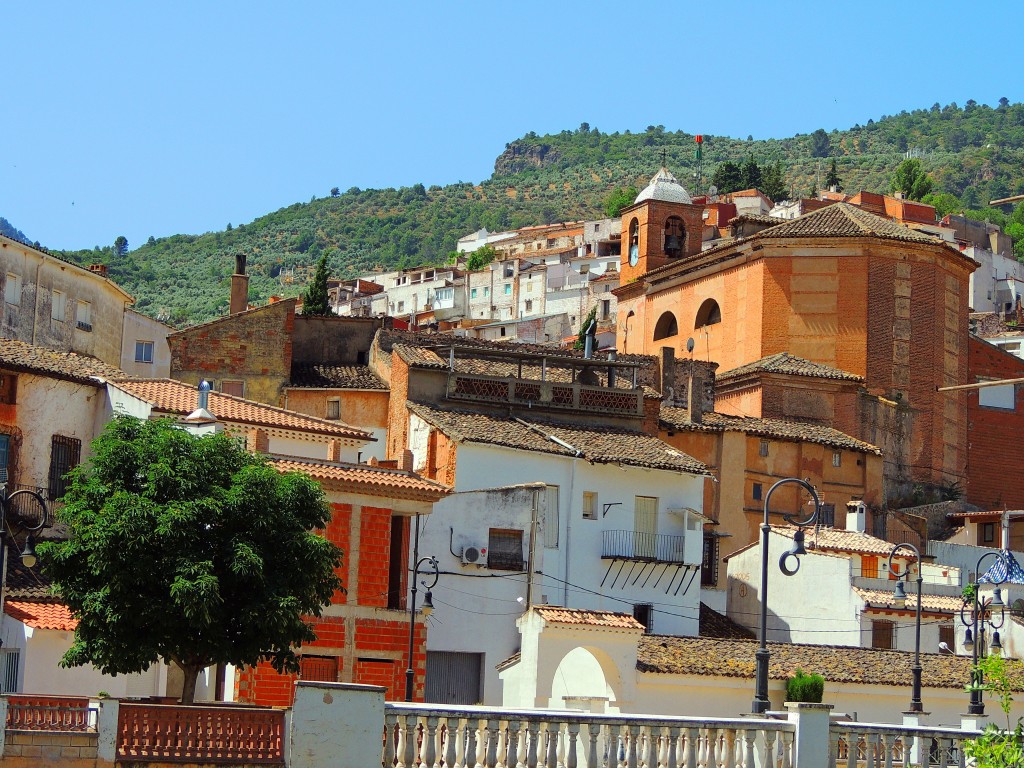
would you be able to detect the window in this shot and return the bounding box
[0,649,19,693]
[326,398,341,420]
[4,274,21,306]
[544,486,559,548]
[135,340,154,363]
[832,451,842,467]
[525,300,533,312]
[861,555,880,579]
[48,434,81,501]
[979,383,1015,410]
[939,624,955,650]
[397,301,405,312]
[752,482,762,501]
[664,215,685,257]
[601,299,610,320]
[0,434,10,484]
[701,533,720,586]
[582,491,598,520]
[759,440,769,457]
[221,380,244,397]
[0,374,16,405]
[300,656,339,682]
[653,312,678,340]
[504,284,512,296]
[871,620,895,649]
[499,327,506,337]
[634,496,658,559]
[76,300,92,331]
[426,651,483,705]
[527,282,534,293]
[819,503,836,527]
[51,289,65,322]
[633,604,653,633]
[694,298,722,328]
[471,288,478,299]
[483,287,490,297]
[488,528,524,571]
[983,522,996,544]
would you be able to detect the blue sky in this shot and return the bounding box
[3,1,1021,251]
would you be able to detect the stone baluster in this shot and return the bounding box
[938,737,954,768]
[526,720,540,768]
[465,720,479,768]
[506,720,520,768]
[883,732,894,768]
[826,729,841,768]
[683,727,698,768]
[626,723,641,768]
[484,719,499,768]
[566,722,580,768]
[423,716,438,768]
[724,728,736,768]
[545,722,559,768]
[403,715,419,768]
[742,730,755,768]
[779,730,793,768]
[444,720,458,768]
[384,714,399,767]
[762,729,777,768]
[666,726,680,768]
[584,723,599,768]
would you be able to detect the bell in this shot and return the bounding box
[665,235,681,253]
[991,631,1003,654]
[789,529,807,557]
[421,590,434,617]
[964,627,975,651]
[893,580,907,609]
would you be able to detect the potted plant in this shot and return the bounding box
[785,668,825,703]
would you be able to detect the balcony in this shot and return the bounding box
[602,530,690,563]
[447,373,643,416]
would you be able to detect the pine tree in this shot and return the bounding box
[761,161,788,202]
[741,155,762,190]
[302,255,331,316]
[825,159,842,192]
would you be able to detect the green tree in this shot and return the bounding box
[890,158,934,200]
[810,128,831,158]
[573,306,598,351]
[603,186,639,218]
[711,161,743,194]
[302,254,331,315]
[922,192,962,218]
[824,159,842,192]
[761,161,788,202]
[466,244,497,272]
[114,235,129,258]
[740,156,762,190]
[39,416,342,704]
[964,654,1024,767]
[330,187,340,197]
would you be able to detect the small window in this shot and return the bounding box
[499,327,506,337]
[51,290,65,322]
[326,398,341,420]
[471,288,478,299]
[48,434,82,501]
[221,380,244,397]
[135,340,154,363]
[979,384,1015,410]
[759,440,769,457]
[633,604,653,633]
[488,528,524,571]
[871,620,895,650]
[0,374,17,405]
[504,284,512,296]
[832,451,842,467]
[582,491,598,520]
[819,503,836,527]
[0,648,20,693]
[983,522,996,544]
[525,300,533,312]
[752,482,762,501]
[483,287,490,297]
[939,624,955,650]
[397,301,405,312]
[76,300,92,331]
[4,274,21,306]
[694,298,722,328]
[861,555,880,579]
[701,533,719,586]
[653,312,679,341]
[527,282,534,293]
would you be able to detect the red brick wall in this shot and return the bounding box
[358,506,393,607]
[386,353,411,460]
[966,336,1024,509]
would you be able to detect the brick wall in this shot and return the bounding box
[965,335,1024,509]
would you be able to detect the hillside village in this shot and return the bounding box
[2,167,1024,763]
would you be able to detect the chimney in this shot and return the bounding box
[327,439,342,462]
[185,380,219,434]
[230,253,249,315]
[246,428,269,454]
[686,360,703,425]
[88,263,108,277]
[399,449,414,472]
[845,499,867,533]
[660,347,676,403]
[607,350,617,388]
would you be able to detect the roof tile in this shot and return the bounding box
[0,337,124,384]
[4,601,77,631]
[757,202,943,244]
[289,364,388,390]
[717,352,862,383]
[270,457,448,502]
[535,607,645,629]
[773,525,899,556]
[853,587,964,614]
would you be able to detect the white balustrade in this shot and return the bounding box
[827,722,978,768]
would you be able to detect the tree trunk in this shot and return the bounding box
[178,661,204,705]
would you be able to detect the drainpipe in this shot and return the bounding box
[526,486,540,609]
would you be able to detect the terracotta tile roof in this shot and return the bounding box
[535,607,645,629]
[717,353,863,383]
[270,457,449,502]
[635,635,1024,690]
[289,364,388,390]
[110,379,372,441]
[699,603,756,640]
[393,344,447,369]
[4,544,56,601]
[0,337,125,385]
[407,402,709,475]
[853,587,964,615]
[756,202,944,245]
[948,510,1023,520]
[4,600,77,631]
[660,406,881,455]
[728,214,783,227]
[773,525,899,556]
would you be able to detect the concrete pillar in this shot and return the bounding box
[96,698,120,765]
[289,681,385,768]
[902,712,929,765]
[786,702,834,768]
[0,695,8,756]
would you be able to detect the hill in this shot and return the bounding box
[42,99,1024,326]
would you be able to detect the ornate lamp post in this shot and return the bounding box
[0,486,50,622]
[888,543,924,713]
[405,512,438,702]
[960,551,1007,716]
[752,477,821,714]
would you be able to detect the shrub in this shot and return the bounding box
[786,668,825,703]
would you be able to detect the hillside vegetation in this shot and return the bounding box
[37,100,1024,326]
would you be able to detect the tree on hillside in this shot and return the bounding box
[302,255,331,315]
[810,129,831,158]
[330,187,340,197]
[467,244,497,271]
[1006,202,1024,261]
[922,192,962,219]
[711,161,743,194]
[741,155,762,191]
[891,158,934,201]
[39,416,342,704]
[761,161,788,202]
[824,159,842,192]
[603,186,638,218]
[114,236,129,258]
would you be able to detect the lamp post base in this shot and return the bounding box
[752,648,771,714]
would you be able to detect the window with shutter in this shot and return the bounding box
[48,435,81,501]
[871,620,895,649]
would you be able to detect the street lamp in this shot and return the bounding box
[960,551,1007,716]
[405,512,439,702]
[752,477,822,714]
[0,486,50,572]
[888,543,924,713]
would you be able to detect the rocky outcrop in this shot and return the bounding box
[493,141,561,176]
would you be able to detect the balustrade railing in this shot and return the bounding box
[602,530,690,564]
[116,703,284,764]
[828,721,978,768]
[383,703,795,768]
[5,695,96,731]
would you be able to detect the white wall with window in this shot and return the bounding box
[120,309,172,377]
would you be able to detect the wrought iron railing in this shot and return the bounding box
[602,530,689,563]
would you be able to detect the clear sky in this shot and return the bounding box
[3,1,1021,251]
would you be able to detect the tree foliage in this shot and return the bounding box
[740,155,762,190]
[39,416,343,704]
[824,159,842,192]
[711,161,743,194]
[964,654,1024,767]
[466,244,497,272]
[891,158,934,200]
[810,128,831,158]
[573,306,598,351]
[302,254,331,315]
[114,235,128,258]
[603,186,638,218]
[761,161,788,202]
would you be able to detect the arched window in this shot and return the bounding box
[627,219,640,267]
[694,298,722,328]
[664,216,685,257]
[653,312,679,341]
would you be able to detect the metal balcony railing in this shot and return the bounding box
[602,530,688,563]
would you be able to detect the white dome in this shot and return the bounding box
[634,167,692,205]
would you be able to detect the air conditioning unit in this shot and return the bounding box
[461,545,488,566]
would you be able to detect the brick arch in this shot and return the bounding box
[653,311,679,341]
[695,298,722,328]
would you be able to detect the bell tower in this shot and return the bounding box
[619,167,704,285]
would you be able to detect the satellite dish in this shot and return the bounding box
[686,337,695,353]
